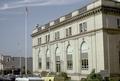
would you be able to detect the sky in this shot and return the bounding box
[0,0,92,57]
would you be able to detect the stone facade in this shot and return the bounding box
[31,0,120,80]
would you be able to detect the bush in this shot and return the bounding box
[81,78,87,81]
[109,77,120,81]
[87,69,103,81]
[41,71,48,77]
[81,69,103,81]
[57,72,69,80]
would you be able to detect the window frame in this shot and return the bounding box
[66,46,73,70]
[80,42,89,70]
[117,18,120,28]
[66,27,72,37]
[83,22,87,32]
[66,29,68,37]
[79,22,87,33]
[38,37,41,45]
[79,23,83,33]
[81,53,88,69]
[46,57,50,69]
[69,27,72,35]
[38,58,42,69]
[46,50,50,70]
[45,34,50,43]
[67,54,73,70]
[55,31,60,40]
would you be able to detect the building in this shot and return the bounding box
[0,54,3,71]
[3,56,33,74]
[31,0,120,80]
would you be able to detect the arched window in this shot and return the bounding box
[56,48,60,62]
[46,49,50,69]
[67,45,73,70]
[81,42,88,69]
[55,48,61,72]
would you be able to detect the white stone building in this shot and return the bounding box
[31,0,120,80]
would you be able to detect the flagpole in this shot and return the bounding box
[25,7,28,76]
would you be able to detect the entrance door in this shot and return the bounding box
[56,56,61,72]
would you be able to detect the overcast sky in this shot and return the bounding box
[0,0,91,57]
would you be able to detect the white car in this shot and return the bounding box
[15,77,44,81]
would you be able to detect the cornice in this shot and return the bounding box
[31,6,120,37]
[104,28,120,34]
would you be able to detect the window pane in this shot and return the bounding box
[69,27,72,35]
[48,34,50,42]
[55,32,56,40]
[83,22,87,31]
[66,29,68,37]
[38,58,42,69]
[67,55,73,70]
[56,56,60,61]
[46,57,50,69]
[81,59,88,69]
[81,53,88,58]
[38,38,41,45]
[81,42,88,69]
[117,19,120,28]
[79,23,83,33]
[67,55,72,60]
[55,31,60,40]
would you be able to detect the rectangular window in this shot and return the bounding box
[38,37,41,45]
[55,32,56,40]
[38,58,42,69]
[79,22,87,33]
[81,53,88,69]
[45,34,50,43]
[67,55,73,70]
[79,23,83,33]
[81,59,88,69]
[66,29,68,37]
[55,31,60,40]
[69,27,72,35]
[83,22,87,31]
[117,19,120,28]
[66,27,72,37]
[48,34,50,42]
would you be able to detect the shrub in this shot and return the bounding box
[57,72,69,80]
[81,69,103,81]
[87,69,103,81]
[41,71,48,77]
[81,78,87,81]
